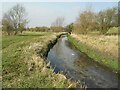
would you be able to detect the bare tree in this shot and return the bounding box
[74,9,97,34]
[2,4,28,35]
[52,17,64,27]
[51,17,64,32]
[97,7,118,34]
[74,6,118,34]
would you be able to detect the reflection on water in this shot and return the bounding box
[47,35,118,88]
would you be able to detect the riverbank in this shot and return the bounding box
[68,34,119,73]
[2,32,76,88]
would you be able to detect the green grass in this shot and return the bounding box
[68,35,119,73]
[2,32,51,49]
[107,27,118,34]
[88,27,118,35]
[2,31,76,88]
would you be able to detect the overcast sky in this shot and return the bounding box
[1,2,118,27]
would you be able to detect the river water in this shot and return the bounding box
[47,35,118,88]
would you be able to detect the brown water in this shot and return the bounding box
[47,35,118,88]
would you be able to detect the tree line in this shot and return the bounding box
[28,17,65,32]
[28,26,50,32]
[1,4,118,35]
[2,3,65,35]
[73,7,118,34]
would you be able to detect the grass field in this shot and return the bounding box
[2,29,119,88]
[68,34,119,73]
[107,27,118,35]
[2,31,76,88]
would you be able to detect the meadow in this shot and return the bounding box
[2,31,76,88]
[68,27,119,73]
[2,27,119,88]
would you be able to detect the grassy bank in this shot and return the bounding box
[68,34,119,73]
[2,31,76,88]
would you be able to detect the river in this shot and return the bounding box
[47,35,118,88]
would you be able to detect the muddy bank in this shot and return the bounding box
[38,33,68,59]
